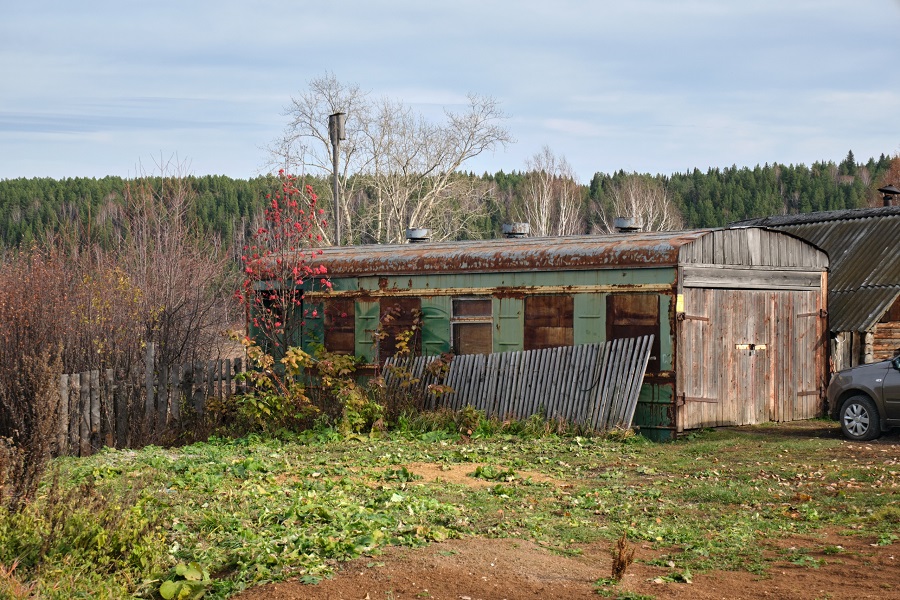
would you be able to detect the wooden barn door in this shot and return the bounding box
[787,290,827,421]
[676,287,719,431]
[678,288,774,430]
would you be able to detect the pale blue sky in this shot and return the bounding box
[2,0,899,183]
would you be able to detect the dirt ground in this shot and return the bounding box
[236,426,900,600]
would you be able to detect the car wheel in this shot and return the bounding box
[839,395,881,441]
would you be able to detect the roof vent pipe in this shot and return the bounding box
[878,184,900,207]
[405,227,431,243]
[501,222,530,238]
[614,217,641,233]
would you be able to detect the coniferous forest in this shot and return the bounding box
[0,151,895,250]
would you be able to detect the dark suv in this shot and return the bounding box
[827,355,900,441]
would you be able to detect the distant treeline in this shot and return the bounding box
[0,152,894,248]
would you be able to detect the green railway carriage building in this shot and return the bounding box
[263,228,828,440]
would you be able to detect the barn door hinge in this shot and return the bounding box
[677,314,709,322]
[676,392,719,406]
[798,309,828,318]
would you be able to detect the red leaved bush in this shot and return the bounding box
[238,170,331,354]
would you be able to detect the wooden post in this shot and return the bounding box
[58,374,69,456]
[158,364,169,431]
[192,363,205,414]
[90,370,100,451]
[234,357,243,394]
[206,361,215,408]
[79,371,90,457]
[115,377,128,449]
[103,369,115,448]
[69,373,80,451]
[170,365,181,423]
[224,359,233,399]
[144,342,156,423]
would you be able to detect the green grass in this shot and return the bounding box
[0,422,896,598]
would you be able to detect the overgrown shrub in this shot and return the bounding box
[0,348,62,512]
[0,469,167,598]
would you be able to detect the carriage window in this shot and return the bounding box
[379,297,422,359]
[324,298,355,355]
[606,294,660,372]
[524,295,574,351]
[452,298,493,355]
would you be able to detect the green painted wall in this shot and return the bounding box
[351,267,675,293]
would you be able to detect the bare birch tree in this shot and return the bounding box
[271,74,512,244]
[518,146,584,236]
[593,174,684,233]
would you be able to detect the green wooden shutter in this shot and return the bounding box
[421,296,451,356]
[355,300,380,363]
[574,293,606,345]
[493,297,523,353]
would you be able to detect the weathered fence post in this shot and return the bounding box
[103,369,115,447]
[233,357,243,394]
[191,363,205,414]
[58,374,69,456]
[68,373,79,452]
[114,373,128,448]
[158,364,169,431]
[170,366,181,423]
[144,342,156,424]
[79,371,90,456]
[89,369,100,451]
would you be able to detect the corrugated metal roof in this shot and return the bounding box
[732,206,900,227]
[829,288,900,332]
[307,230,711,276]
[730,208,900,332]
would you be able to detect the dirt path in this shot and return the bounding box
[235,530,899,600]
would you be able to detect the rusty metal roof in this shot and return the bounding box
[308,230,713,276]
[731,207,900,332]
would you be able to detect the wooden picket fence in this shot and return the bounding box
[57,343,244,456]
[384,336,655,432]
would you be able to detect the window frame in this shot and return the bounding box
[450,296,493,355]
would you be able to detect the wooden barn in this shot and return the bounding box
[273,227,828,440]
[732,206,900,371]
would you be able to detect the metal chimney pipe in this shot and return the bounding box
[614,216,640,233]
[878,184,899,207]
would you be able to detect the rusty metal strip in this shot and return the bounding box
[303,284,674,299]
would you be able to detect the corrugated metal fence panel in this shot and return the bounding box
[385,336,654,432]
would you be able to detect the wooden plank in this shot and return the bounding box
[192,363,205,414]
[224,359,233,399]
[622,336,654,429]
[682,265,823,290]
[170,366,181,423]
[115,378,128,449]
[158,365,169,430]
[559,346,579,421]
[206,361,216,407]
[144,342,155,421]
[79,371,90,456]
[90,369,100,446]
[103,369,115,448]
[69,373,80,451]
[58,374,69,456]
